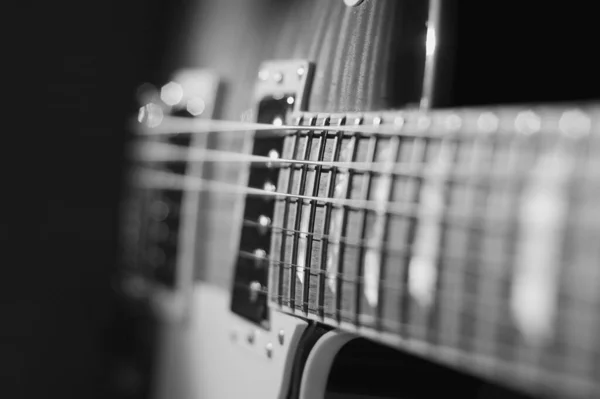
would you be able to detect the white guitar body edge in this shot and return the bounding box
[299,331,356,399]
[151,282,357,399]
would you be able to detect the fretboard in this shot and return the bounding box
[267,105,600,398]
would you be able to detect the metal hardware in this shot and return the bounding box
[249,281,262,302]
[257,216,271,235]
[247,330,256,344]
[263,181,276,193]
[344,0,364,6]
[253,248,267,266]
[265,342,273,358]
[230,60,315,328]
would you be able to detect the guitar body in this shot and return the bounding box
[120,1,600,398]
[152,283,310,399]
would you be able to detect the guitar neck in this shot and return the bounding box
[268,105,600,397]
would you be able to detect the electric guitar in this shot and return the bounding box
[117,1,600,398]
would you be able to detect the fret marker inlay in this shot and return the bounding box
[364,144,396,307]
[512,149,572,344]
[408,142,451,309]
[327,141,355,293]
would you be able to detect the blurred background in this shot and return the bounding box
[3,1,183,398]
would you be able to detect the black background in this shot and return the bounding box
[3,1,184,398]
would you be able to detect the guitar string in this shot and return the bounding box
[132,112,591,138]
[241,220,552,280]
[238,247,597,303]
[133,115,439,137]
[130,114,599,331]
[135,169,596,310]
[132,167,419,215]
[129,140,583,182]
[129,113,600,374]
[238,250,513,290]
[131,167,600,230]
[127,168,600,356]
[128,140,432,175]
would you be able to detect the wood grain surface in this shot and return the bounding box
[172,0,432,289]
[142,1,600,398]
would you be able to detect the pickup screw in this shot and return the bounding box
[258,69,269,81]
[257,216,271,235]
[247,330,255,344]
[297,67,305,78]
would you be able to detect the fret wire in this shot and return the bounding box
[581,156,600,384]
[568,143,594,381]
[493,138,524,369]
[440,136,500,356]
[427,138,450,345]
[401,135,429,338]
[408,136,452,343]
[470,135,502,363]
[336,133,359,323]
[458,138,490,355]
[302,119,328,315]
[555,180,578,379]
[290,118,315,311]
[279,124,301,307]
[539,138,581,379]
[319,128,344,319]
[274,183,282,306]
[587,138,600,385]
[516,136,558,379]
[355,134,378,328]
[561,141,599,382]
[377,136,401,331]
[316,118,339,319]
[439,138,468,350]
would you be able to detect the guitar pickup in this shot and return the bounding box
[120,69,220,321]
[230,60,314,328]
